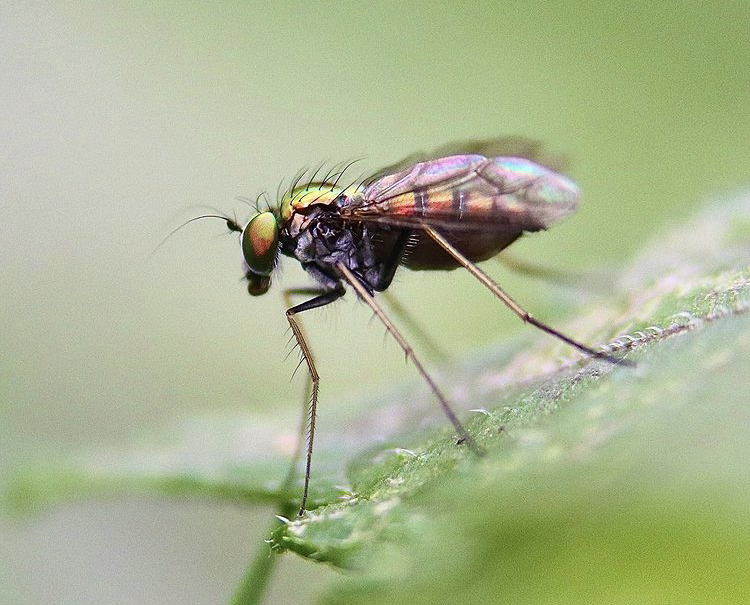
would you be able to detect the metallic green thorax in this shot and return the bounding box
[279,183,363,222]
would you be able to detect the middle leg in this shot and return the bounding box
[335,261,484,456]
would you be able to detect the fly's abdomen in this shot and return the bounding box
[362,186,499,222]
[399,228,522,270]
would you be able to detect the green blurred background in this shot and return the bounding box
[1,2,748,603]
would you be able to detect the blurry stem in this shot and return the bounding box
[229,534,280,605]
[229,376,311,605]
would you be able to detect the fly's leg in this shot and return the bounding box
[335,261,485,457]
[422,224,632,366]
[279,289,319,506]
[497,253,582,285]
[497,253,609,293]
[374,229,450,362]
[280,374,311,509]
[382,291,449,362]
[284,287,346,515]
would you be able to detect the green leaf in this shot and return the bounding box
[315,310,750,603]
[5,414,347,513]
[273,193,750,603]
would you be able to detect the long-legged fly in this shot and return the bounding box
[179,139,629,515]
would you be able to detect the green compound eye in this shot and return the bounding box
[241,212,279,279]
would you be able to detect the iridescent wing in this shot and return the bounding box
[367,136,566,180]
[342,153,579,233]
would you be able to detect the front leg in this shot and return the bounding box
[335,262,484,457]
[285,286,345,515]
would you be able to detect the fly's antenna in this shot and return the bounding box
[151,214,241,258]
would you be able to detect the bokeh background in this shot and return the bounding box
[1,2,748,603]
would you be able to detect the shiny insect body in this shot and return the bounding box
[212,141,626,514]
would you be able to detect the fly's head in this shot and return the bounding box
[227,179,364,298]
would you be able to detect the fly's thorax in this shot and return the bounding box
[279,204,329,262]
[279,183,364,222]
[277,200,382,289]
[278,182,359,247]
